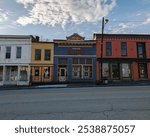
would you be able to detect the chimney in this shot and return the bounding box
[36,36,39,42]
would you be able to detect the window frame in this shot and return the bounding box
[106,42,112,56]
[138,63,148,79]
[35,49,41,60]
[5,47,11,59]
[137,42,146,58]
[121,42,127,56]
[16,47,22,59]
[44,49,51,61]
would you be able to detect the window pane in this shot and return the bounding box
[122,63,130,78]
[45,50,51,60]
[102,63,109,78]
[121,42,127,56]
[83,66,92,78]
[16,47,22,58]
[35,49,41,60]
[86,58,92,64]
[73,58,79,64]
[44,67,50,78]
[72,66,81,79]
[138,63,147,78]
[106,42,112,56]
[20,66,28,81]
[35,68,40,76]
[6,47,11,59]
[137,43,146,58]
[79,58,86,64]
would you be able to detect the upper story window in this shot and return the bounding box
[35,49,41,60]
[44,50,51,61]
[121,42,127,56]
[16,47,22,59]
[6,47,11,59]
[137,42,146,58]
[106,42,112,56]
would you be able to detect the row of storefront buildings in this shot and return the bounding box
[0,33,150,86]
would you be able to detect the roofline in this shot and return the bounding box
[0,35,31,39]
[93,33,150,39]
[32,41,54,44]
[53,39,96,42]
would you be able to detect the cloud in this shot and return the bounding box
[143,18,150,25]
[16,0,116,28]
[110,23,140,34]
[16,0,35,7]
[0,9,9,22]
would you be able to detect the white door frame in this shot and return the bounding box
[59,67,67,82]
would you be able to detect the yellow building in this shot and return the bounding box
[30,42,54,83]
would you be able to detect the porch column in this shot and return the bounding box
[3,65,6,83]
[17,65,20,85]
[28,65,30,83]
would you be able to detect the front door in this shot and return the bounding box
[59,67,67,82]
[111,63,120,80]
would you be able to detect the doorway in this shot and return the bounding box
[58,66,67,82]
[111,63,120,80]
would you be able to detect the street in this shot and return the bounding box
[0,86,150,120]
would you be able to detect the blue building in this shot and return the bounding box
[53,33,96,83]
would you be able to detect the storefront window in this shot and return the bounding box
[138,63,147,79]
[35,68,40,76]
[44,67,50,79]
[72,66,81,79]
[0,67,3,81]
[102,63,109,78]
[20,66,28,81]
[121,63,131,78]
[83,66,92,78]
[72,58,93,79]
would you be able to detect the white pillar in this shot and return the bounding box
[3,65,6,84]
[17,65,20,85]
[28,65,30,84]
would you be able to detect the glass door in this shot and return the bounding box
[59,67,67,82]
[111,63,120,80]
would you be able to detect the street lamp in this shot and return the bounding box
[100,17,109,83]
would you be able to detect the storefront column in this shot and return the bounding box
[68,58,72,81]
[17,65,20,85]
[3,65,6,83]
[132,62,138,81]
[28,65,30,83]
[147,63,150,80]
[1,65,5,85]
[96,61,100,82]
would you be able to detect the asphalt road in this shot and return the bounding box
[0,86,150,120]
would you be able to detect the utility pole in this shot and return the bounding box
[100,17,108,83]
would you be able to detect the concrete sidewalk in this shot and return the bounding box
[0,81,150,91]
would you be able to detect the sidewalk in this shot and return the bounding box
[0,81,150,90]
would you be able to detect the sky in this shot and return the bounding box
[0,0,150,41]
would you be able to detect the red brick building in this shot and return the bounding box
[93,34,150,82]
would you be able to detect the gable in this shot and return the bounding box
[66,33,85,41]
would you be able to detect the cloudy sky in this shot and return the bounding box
[0,0,150,40]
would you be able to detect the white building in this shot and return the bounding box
[0,35,32,86]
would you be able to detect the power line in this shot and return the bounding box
[109,20,144,23]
